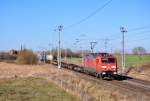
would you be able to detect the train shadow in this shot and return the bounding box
[113,74,133,81]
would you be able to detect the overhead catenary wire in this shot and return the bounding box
[77,31,149,46]
[109,34,150,47]
[106,25,150,39]
[64,0,113,30]
[126,36,150,43]
[56,0,149,52]
[89,29,150,50]
[106,26,150,41]
[128,25,150,32]
[124,30,150,39]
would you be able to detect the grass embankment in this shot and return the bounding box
[0,77,80,101]
[65,55,150,68]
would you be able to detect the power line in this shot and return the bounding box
[65,0,113,29]
[125,30,150,39]
[76,29,150,52]
[128,25,150,32]
[103,25,150,40]
[129,30,150,35]
[126,36,150,43]
[111,31,150,41]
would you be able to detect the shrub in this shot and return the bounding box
[17,49,38,64]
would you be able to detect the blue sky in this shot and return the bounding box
[0,0,150,53]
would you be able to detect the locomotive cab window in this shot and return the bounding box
[101,58,115,63]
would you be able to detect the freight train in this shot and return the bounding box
[83,53,118,79]
[49,52,118,79]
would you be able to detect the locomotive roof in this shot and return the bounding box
[86,53,112,57]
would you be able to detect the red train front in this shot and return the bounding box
[83,53,117,79]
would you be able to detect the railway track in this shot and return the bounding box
[123,78,150,90]
[51,61,150,100]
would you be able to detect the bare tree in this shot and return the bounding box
[132,46,146,59]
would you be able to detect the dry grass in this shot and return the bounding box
[128,64,150,81]
[0,77,80,101]
[0,62,146,101]
[0,62,49,78]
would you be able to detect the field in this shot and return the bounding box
[66,58,82,65]
[65,55,150,68]
[0,77,80,101]
[115,54,150,68]
[0,62,81,101]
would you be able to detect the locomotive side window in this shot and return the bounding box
[101,58,115,63]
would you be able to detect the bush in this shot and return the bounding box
[17,49,38,64]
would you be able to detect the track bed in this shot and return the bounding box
[51,61,150,101]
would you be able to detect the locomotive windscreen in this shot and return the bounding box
[101,58,115,63]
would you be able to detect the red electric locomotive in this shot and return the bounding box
[83,53,117,79]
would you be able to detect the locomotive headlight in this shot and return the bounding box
[102,72,106,75]
[102,66,107,68]
[111,66,116,68]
